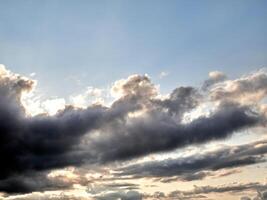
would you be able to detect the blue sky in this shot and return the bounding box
[0,0,266,97]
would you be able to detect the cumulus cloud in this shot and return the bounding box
[202,71,227,90]
[70,87,104,108]
[209,69,267,104]
[0,65,266,194]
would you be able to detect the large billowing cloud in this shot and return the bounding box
[0,64,266,194]
[89,101,261,162]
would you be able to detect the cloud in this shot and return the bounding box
[42,98,66,115]
[169,182,267,199]
[87,182,140,195]
[70,87,104,108]
[0,65,266,194]
[90,102,262,162]
[202,71,227,90]
[241,190,267,200]
[159,71,169,79]
[95,190,142,200]
[2,192,94,200]
[0,173,72,194]
[209,69,267,104]
[144,191,207,200]
[114,140,267,181]
[154,86,200,119]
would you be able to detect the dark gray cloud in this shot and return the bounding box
[0,66,266,194]
[90,102,262,162]
[154,86,200,118]
[0,172,71,194]
[114,140,267,181]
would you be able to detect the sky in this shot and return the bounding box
[0,1,267,200]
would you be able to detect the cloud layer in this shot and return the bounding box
[0,65,266,195]
[115,140,267,181]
